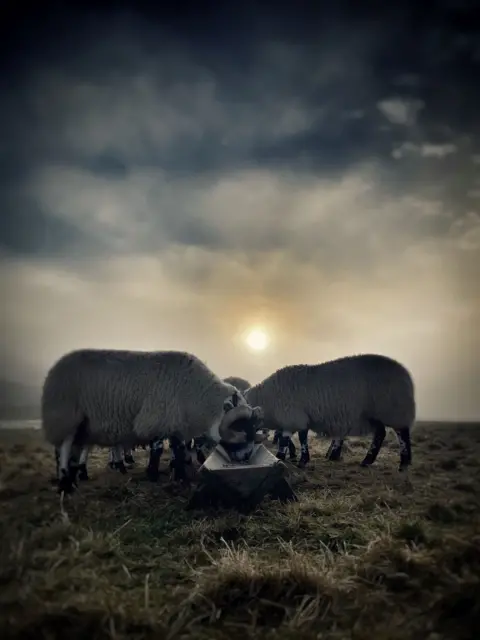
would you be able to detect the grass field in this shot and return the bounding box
[1,423,479,640]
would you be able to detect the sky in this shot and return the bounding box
[1,2,479,420]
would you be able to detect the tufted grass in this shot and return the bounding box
[1,422,480,640]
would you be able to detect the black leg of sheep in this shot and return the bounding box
[276,433,295,461]
[326,439,344,461]
[360,420,386,467]
[124,449,135,465]
[146,438,164,482]
[169,436,193,483]
[51,447,61,485]
[52,446,80,489]
[272,430,280,446]
[297,429,310,468]
[107,445,127,474]
[395,427,412,472]
[288,436,297,460]
[193,436,207,465]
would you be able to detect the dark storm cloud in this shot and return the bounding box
[1,2,479,419]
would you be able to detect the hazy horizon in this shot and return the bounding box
[1,4,479,422]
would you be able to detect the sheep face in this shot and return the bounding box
[220,403,266,462]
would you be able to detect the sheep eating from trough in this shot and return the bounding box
[188,375,255,464]
[42,348,263,493]
[244,354,416,472]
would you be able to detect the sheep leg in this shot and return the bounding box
[112,445,128,474]
[326,439,344,461]
[297,429,310,468]
[67,445,82,486]
[272,430,281,446]
[77,446,90,481]
[394,427,412,472]
[146,438,164,481]
[57,434,76,494]
[193,436,207,465]
[360,420,387,467]
[169,436,192,483]
[124,447,135,465]
[51,447,61,485]
[288,435,297,459]
[276,430,293,461]
[107,447,116,469]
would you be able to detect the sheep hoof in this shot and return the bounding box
[327,450,342,462]
[58,475,75,494]
[297,454,310,469]
[78,464,89,481]
[276,451,286,461]
[114,461,128,475]
[398,463,410,473]
[124,454,135,465]
[196,450,206,465]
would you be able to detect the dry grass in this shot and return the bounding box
[1,423,480,640]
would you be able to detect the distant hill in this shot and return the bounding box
[0,379,41,419]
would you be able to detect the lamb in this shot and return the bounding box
[244,354,415,472]
[42,348,263,493]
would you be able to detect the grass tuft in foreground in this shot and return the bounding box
[1,422,479,639]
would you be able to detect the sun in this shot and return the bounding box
[245,328,269,352]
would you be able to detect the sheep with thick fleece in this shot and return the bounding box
[42,348,260,493]
[68,377,256,483]
[245,354,415,472]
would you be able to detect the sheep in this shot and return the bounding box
[68,375,259,482]
[244,354,415,472]
[42,348,263,493]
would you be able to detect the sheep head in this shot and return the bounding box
[218,394,267,453]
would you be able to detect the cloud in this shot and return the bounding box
[392,142,458,159]
[3,160,480,420]
[2,10,480,421]
[377,98,425,126]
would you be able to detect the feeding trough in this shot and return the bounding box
[187,442,298,513]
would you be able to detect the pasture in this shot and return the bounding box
[1,422,479,640]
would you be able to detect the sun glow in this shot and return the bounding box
[245,328,269,352]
